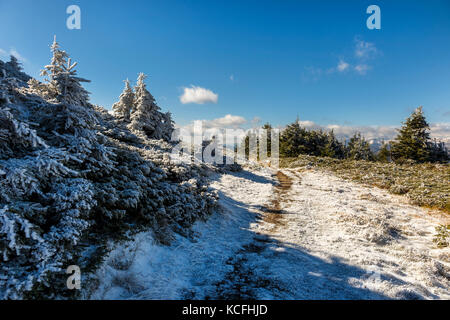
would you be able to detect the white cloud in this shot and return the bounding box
[180,86,218,104]
[302,66,324,82]
[304,38,381,80]
[350,38,381,75]
[298,120,318,129]
[354,64,370,75]
[325,124,397,141]
[203,114,247,129]
[251,116,261,126]
[177,114,247,132]
[354,39,378,60]
[176,114,249,143]
[9,48,27,63]
[430,122,450,145]
[230,75,234,81]
[0,48,27,63]
[337,60,350,72]
[292,119,450,147]
[296,119,394,141]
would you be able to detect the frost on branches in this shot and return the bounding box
[112,79,134,121]
[27,36,90,107]
[0,38,218,299]
[112,72,174,141]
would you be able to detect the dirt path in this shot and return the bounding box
[263,171,293,231]
[214,170,294,299]
[211,167,450,299]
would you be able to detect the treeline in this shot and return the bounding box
[245,107,449,163]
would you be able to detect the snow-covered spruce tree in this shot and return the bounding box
[7,55,20,70]
[112,79,134,120]
[0,107,48,159]
[0,39,109,298]
[0,39,219,299]
[0,55,31,82]
[161,111,175,141]
[26,38,114,177]
[0,43,105,298]
[346,132,375,161]
[29,36,90,107]
[129,73,174,141]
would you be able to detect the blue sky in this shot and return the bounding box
[1,0,449,133]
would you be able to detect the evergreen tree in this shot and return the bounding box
[129,73,174,141]
[112,79,134,120]
[130,73,161,137]
[240,123,274,161]
[279,121,308,157]
[161,111,175,141]
[320,130,346,159]
[6,55,22,72]
[391,106,431,162]
[241,129,259,160]
[377,141,391,163]
[428,139,449,163]
[279,119,345,159]
[261,122,272,157]
[0,40,217,299]
[33,36,90,106]
[41,36,68,79]
[346,132,374,161]
[1,55,31,82]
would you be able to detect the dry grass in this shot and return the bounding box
[281,155,450,214]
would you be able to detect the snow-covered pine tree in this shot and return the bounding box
[0,55,31,82]
[5,56,21,73]
[30,36,90,107]
[129,73,174,140]
[25,38,109,170]
[112,79,134,120]
[161,111,175,141]
[0,39,218,299]
[346,132,375,161]
[0,78,94,299]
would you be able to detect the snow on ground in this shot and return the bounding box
[88,166,450,300]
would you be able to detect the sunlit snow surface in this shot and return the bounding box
[88,166,450,300]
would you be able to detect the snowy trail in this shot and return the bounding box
[89,166,450,300]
